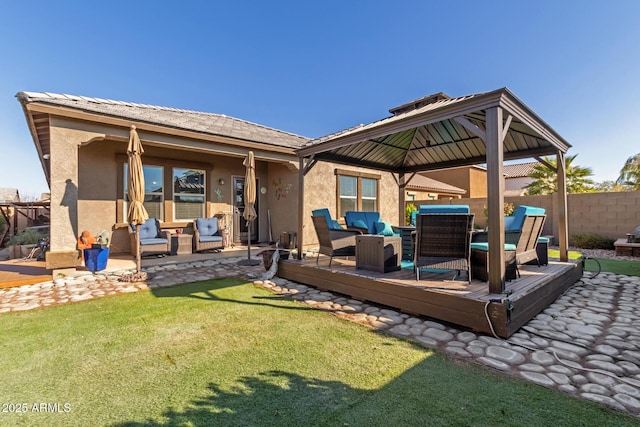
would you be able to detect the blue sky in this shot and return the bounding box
[1,1,639,199]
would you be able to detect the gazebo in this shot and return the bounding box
[295,88,570,293]
[276,88,578,337]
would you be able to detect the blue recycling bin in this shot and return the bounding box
[84,247,109,272]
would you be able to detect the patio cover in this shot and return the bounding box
[296,87,571,292]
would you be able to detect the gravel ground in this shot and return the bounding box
[551,246,639,261]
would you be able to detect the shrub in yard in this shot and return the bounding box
[571,233,615,249]
[405,203,417,225]
[7,229,45,246]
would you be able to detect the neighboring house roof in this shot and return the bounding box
[406,175,466,195]
[503,161,538,178]
[0,188,20,203]
[16,92,309,149]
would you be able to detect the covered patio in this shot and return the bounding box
[282,88,579,337]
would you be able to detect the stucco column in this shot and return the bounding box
[46,125,81,269]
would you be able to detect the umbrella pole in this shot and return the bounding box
[247,221,251,260]
[136,227,141,273]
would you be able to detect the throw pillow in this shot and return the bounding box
[331,220,344,229]
[374,221,395,236]
[352,219,368,230]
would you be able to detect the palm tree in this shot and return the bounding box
[616,153,640,190]
[525,154,594,195]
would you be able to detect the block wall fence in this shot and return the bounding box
[410,191,640,245]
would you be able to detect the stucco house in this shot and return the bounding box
[17,92,400,270]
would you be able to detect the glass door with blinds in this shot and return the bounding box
[232,176,258,243]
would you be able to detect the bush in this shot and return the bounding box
[571,233,615,250]
[405,203,417,226]
[7,229,46,246]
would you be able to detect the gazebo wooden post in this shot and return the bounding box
[398,172,406,226]
[486,106,507,293]
[556,150,569,262]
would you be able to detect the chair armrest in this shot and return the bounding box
[160,230,171,240]
[329,229,361,239]
[346,226,367,234]
[472,230,520,244]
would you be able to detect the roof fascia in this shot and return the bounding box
[24,102,298,156]
[498,89,571,153]
[19,102,50,185]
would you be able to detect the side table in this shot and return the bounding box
[171,234,193,255]
[356,235,402,273]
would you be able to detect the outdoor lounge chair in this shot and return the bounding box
[414,213,474,282]
[193,217,224,253]
[129,218,171,257]
[471,214,546,281]
[311,215,360,267]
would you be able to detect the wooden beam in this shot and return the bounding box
[534,156,557,172]
[398,173,406,226]
[485,107,506,293]
[556,151,569,261]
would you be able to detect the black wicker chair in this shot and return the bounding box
[311,215,361,267]
[414,213,474,282]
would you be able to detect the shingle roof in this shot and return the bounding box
[17,92,309,149]
[503,161,539,178]
[0,188,20,203]
[406,175,466,195]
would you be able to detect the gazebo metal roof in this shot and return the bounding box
[297,88,570,173]
[295,87,571,290]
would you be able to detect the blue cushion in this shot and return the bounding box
[196,217,219,237]
[374,221,396,236]
[346,211,381,234]
[538,236,550,243]
[137,218,160,240]
[507,205,546,232]
[200,235,223,243]
[140,237,168,246]
[331,220,344,230]
[470,242,517,251]
[352,219,368,230]
[313,208,343,229]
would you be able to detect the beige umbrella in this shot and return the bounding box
[238,151,260,265]
[127,125,149,275]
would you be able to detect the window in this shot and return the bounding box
[336,169,380,217]
[173,168,205,220]
[124,164,164,220]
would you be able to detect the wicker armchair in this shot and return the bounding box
[312,215,360,267]
[129,218,171,257]
[414,213,474,282]
[471,214,546,279]
[193,217,224,253]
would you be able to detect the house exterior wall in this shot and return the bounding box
[301,162,399,249]
[421,167,489,198]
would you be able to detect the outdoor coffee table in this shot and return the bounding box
[355,235,402,273]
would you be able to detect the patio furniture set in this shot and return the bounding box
[129,216,225,257]
[311,205,548,283]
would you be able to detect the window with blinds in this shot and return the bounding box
[173,168,205,221]
[124,164,164,221]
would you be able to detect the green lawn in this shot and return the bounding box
[1,279,638,426]
[548,249,640,276]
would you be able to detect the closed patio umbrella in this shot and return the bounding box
[238,151,260,266]
[127,125,149,276]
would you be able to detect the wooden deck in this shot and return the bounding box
[278,256,584,338]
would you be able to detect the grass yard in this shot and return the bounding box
[548,249,640,276]
[1,279,638,426]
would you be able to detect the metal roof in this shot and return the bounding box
[297,88,571,173]
[503,161,539,178]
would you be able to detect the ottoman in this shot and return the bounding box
[470,243,517,282]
